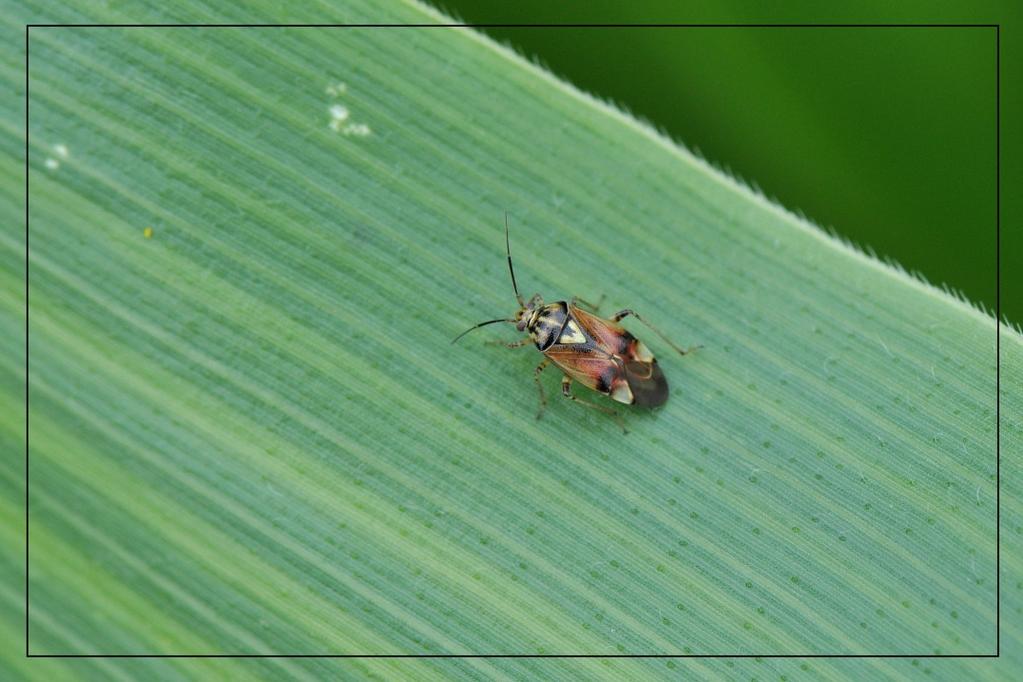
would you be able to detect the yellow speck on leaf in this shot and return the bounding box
[143,227,154,239]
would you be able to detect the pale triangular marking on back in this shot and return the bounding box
[558,319,586,344]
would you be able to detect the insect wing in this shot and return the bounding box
[569,305,630,355]
[571,304,669,407]
[623,358,668,407]
[544,346,620,394]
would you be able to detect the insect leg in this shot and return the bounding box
[570,293,606,314]
[534,359,550,419]
[561,375,627,434]
[484,338,532,349]
[611,309,701,356]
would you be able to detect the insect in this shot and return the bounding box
[452,215,697,431]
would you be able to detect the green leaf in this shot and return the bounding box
[5,1,1020,680]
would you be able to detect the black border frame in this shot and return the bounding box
[24,22,1002,660]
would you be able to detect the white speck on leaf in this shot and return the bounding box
[326,84,372,137]
[329,104,350,124]
[341,122,371,137]
[44,158,59,170]
[325,82,347,97]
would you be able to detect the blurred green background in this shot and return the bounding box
[442,1,1017,323]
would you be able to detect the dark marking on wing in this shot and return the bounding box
[594,366,617,394]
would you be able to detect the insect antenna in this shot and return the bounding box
[505,212,525,307]
[451,318,514,344]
